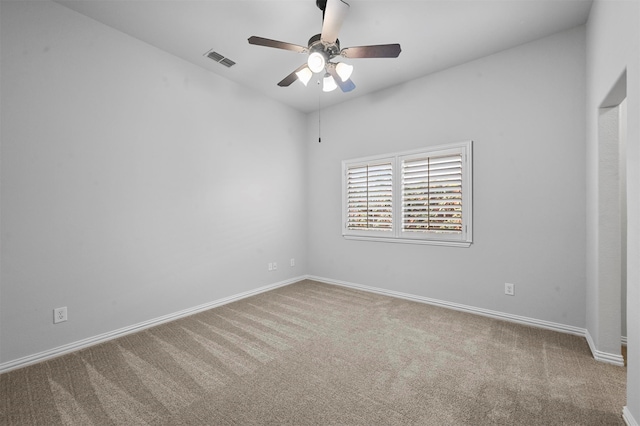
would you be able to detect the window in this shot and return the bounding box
[345,160,394,236]
[342,141,472,247]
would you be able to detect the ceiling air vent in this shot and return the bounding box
[204,49,236,68]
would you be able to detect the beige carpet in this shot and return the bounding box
[0,280,627,425]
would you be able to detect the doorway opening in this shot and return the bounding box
[596,70,627,366]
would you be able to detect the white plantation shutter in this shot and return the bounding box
[402,153,463,234]
[346,161,393,231]
[343,141,471,246]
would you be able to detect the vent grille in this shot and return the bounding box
[204,49,236,68]
[220,57,236,67]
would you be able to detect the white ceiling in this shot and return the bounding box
[54,0,593,113]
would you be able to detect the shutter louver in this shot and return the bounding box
[346,162,393,231]
[402,154,463,234]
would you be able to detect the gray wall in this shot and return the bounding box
[0,0,308,364]
[307,27,587,328]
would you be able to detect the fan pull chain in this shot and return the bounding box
[318,79,322,143]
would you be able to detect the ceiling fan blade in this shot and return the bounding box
[277,63,310,87]
[341,44,402,58]
[248,36,307,53]
[327,66,355,93]
[320,0,349,45]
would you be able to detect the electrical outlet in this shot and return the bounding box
[273,262,277,271]
[505,283,515,296]
[54,307,67,324]
[290,258,295,267]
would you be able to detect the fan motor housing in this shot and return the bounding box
[308,33,340,58]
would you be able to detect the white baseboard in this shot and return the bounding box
[0,276,304,374]
[585,330,626,366]
[624,406,639,426]
[2,274,625,373]
[309,275,586,336]
[311,275,629,367]
[622,335,628,346]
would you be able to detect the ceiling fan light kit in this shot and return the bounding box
[335,62,353,82]
[248,0,401,94]
[322,73,338,92]
[295,67,314,86]
[307,51,327,73]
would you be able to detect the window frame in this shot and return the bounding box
[342,140,473,247]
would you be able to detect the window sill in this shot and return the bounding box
[343,235,472,248]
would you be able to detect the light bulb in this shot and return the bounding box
[335,62,353,82]
[307,51,326,73]
[323,74,337,92]
[295,67,313,86]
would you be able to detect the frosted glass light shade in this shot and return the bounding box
[296,67,313,86]
[323,74,337,92]
[308,52,326,73]
[335,62,353,82]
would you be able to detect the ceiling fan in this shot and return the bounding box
[248,0,401,93]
